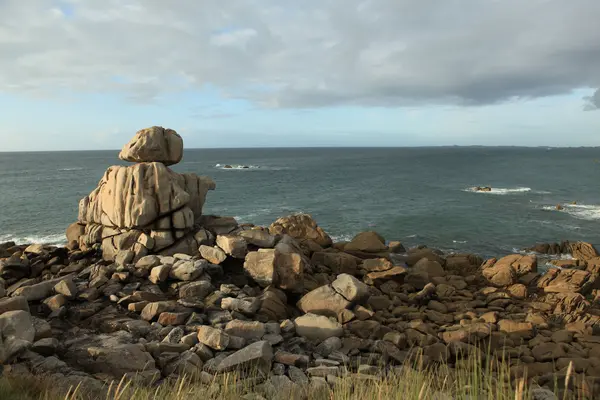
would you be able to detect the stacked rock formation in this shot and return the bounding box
[68,126,216,262]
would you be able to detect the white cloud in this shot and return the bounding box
[0,0,599,107]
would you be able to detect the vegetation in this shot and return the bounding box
[0,349,591,400]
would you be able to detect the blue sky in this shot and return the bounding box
[1,1,600,151]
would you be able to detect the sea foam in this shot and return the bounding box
[463,187,532,195]
[543,203,600,221]
[0,233,66,245]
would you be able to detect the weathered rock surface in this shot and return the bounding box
[244,245,305,293]
[344,231,388,253]
[119,126,183,166]
[217,340,273,375]
[294,314,343,341]
[297,284,350,317]
[74,127,216,261]
[268,214,332,247]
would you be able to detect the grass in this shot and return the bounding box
[0,349,593,400]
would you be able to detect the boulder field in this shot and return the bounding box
[1,127,600,398]
[3,217,600,398]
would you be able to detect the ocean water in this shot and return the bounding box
[1,147,600,258]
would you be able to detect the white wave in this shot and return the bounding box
[511,246,574,260]
[330,234,354,242]
[58,167,83,171]
[464,187,531,195]
[232,212,259,222]
[215,164,260,170]
[542,203,600,221]
[0,233,66,246]
[453,240,468,244]
[406,234,418,238]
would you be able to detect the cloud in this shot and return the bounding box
[1,0,600,108]
[584,88,600,110]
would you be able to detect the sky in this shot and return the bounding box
[1,0,600,151]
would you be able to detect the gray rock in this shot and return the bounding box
[61,332,159,382]
[263,333,284,346]
[0,296,30,314]
[169,260,206,281]
[193,343,214,362]
[149,265,171,284]
[288,365,309,384]
[294,314,343,342]
[197,326,229,350]
[221,297,261,314]
[140,301,178,321]
[315,337,342,357]
[531,387,558,400]
[225,320,266,341]
[163,327,185,344]
[217,340,273,375]
[54,278,78,298]
[331,273,370,303]
[31,338,59,356]
[0,310,35,342]
[179,281,214,300]
[164,350,204,378]
[227,335,247,350]
[199,245,227,265]
[135,255,162,270]
[216,235,247,259]
[0,310,36,362]
[43,294,67,312]
[296,285,350,318]
[263,375,304,400]
[181,332,200,347]
[115,250,135,266]
[11,275,74,301]
[239,230,277,248]
[265,322,281,334]
[31,317,52,341]
[272,363,286,376]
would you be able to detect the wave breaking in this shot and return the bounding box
[0,233,66,246]
[463,187,532,195]
[542,203,600,221]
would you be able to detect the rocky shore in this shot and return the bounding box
[1,127,600,399]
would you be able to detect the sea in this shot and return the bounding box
[1,147,599,259]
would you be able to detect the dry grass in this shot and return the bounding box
[0,350,593,400]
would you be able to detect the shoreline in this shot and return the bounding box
[0,220,589,261]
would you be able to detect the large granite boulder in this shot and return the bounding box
[119,126,183,165]
[569,241,599,261]
[75,127,216,261]
[62,331,159,382]
[481,254,536,287]
[0,310,36,363]
[243,240,307,293]
[268,214,332,247]
[537,268,599,295]
[344,231,387,253]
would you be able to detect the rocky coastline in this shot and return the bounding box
[1,127,600,399]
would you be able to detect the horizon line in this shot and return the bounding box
[2,144,600,153]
